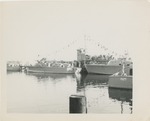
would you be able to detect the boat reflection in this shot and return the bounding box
[26,72,75,81]
[108,87,132,113]
[7,71,22,75]
[75,73,109,92]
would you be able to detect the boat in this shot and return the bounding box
[26,58,75,74]
[108,62,133,89]
[108,75,132,89]
[26,65,75,74]
[7,65,21,72]
[82,74,109,84]
[85,58,132,75]
[7,61,21,72]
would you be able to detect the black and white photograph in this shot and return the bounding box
[1,0,150,121]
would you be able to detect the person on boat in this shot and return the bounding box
[121,63,127,76]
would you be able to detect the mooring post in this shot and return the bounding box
[69,95,87,113]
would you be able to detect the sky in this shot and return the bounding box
[1,0,150,63]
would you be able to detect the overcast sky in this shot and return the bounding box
[2,0,150,63]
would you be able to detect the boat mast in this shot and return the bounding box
[84,35,86,64]
[83,35,87,113]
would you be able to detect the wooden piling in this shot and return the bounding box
[69,95,87,113]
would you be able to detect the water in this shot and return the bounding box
[7,71,132,113]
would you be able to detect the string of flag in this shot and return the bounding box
[84,36,119,56]
[46,39,78,58]
[37,35,128,59]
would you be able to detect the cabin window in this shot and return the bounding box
[127,64,130,66]
[130,68,133,75]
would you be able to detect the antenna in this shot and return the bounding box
[84,35,87,63]
[84,35,86,53]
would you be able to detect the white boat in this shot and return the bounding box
[26,66,75,74]
[26,59,75,74]
[7,65,21,72]
[85,58,132,75]
[7,61,21,72]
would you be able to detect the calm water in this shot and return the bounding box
[7,71,132,114]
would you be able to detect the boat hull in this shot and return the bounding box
[26,66,75,74]
[108,76,132,89]
[7,66,21,72]
[85,64,122,75]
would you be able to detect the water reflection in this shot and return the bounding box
[7,72,132,113]
[76,73,132,113]
[7,71,22,75]
[26,72,75,82]
[7,72,77,113]
[108,88,132,114]
[76,73,109,92]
